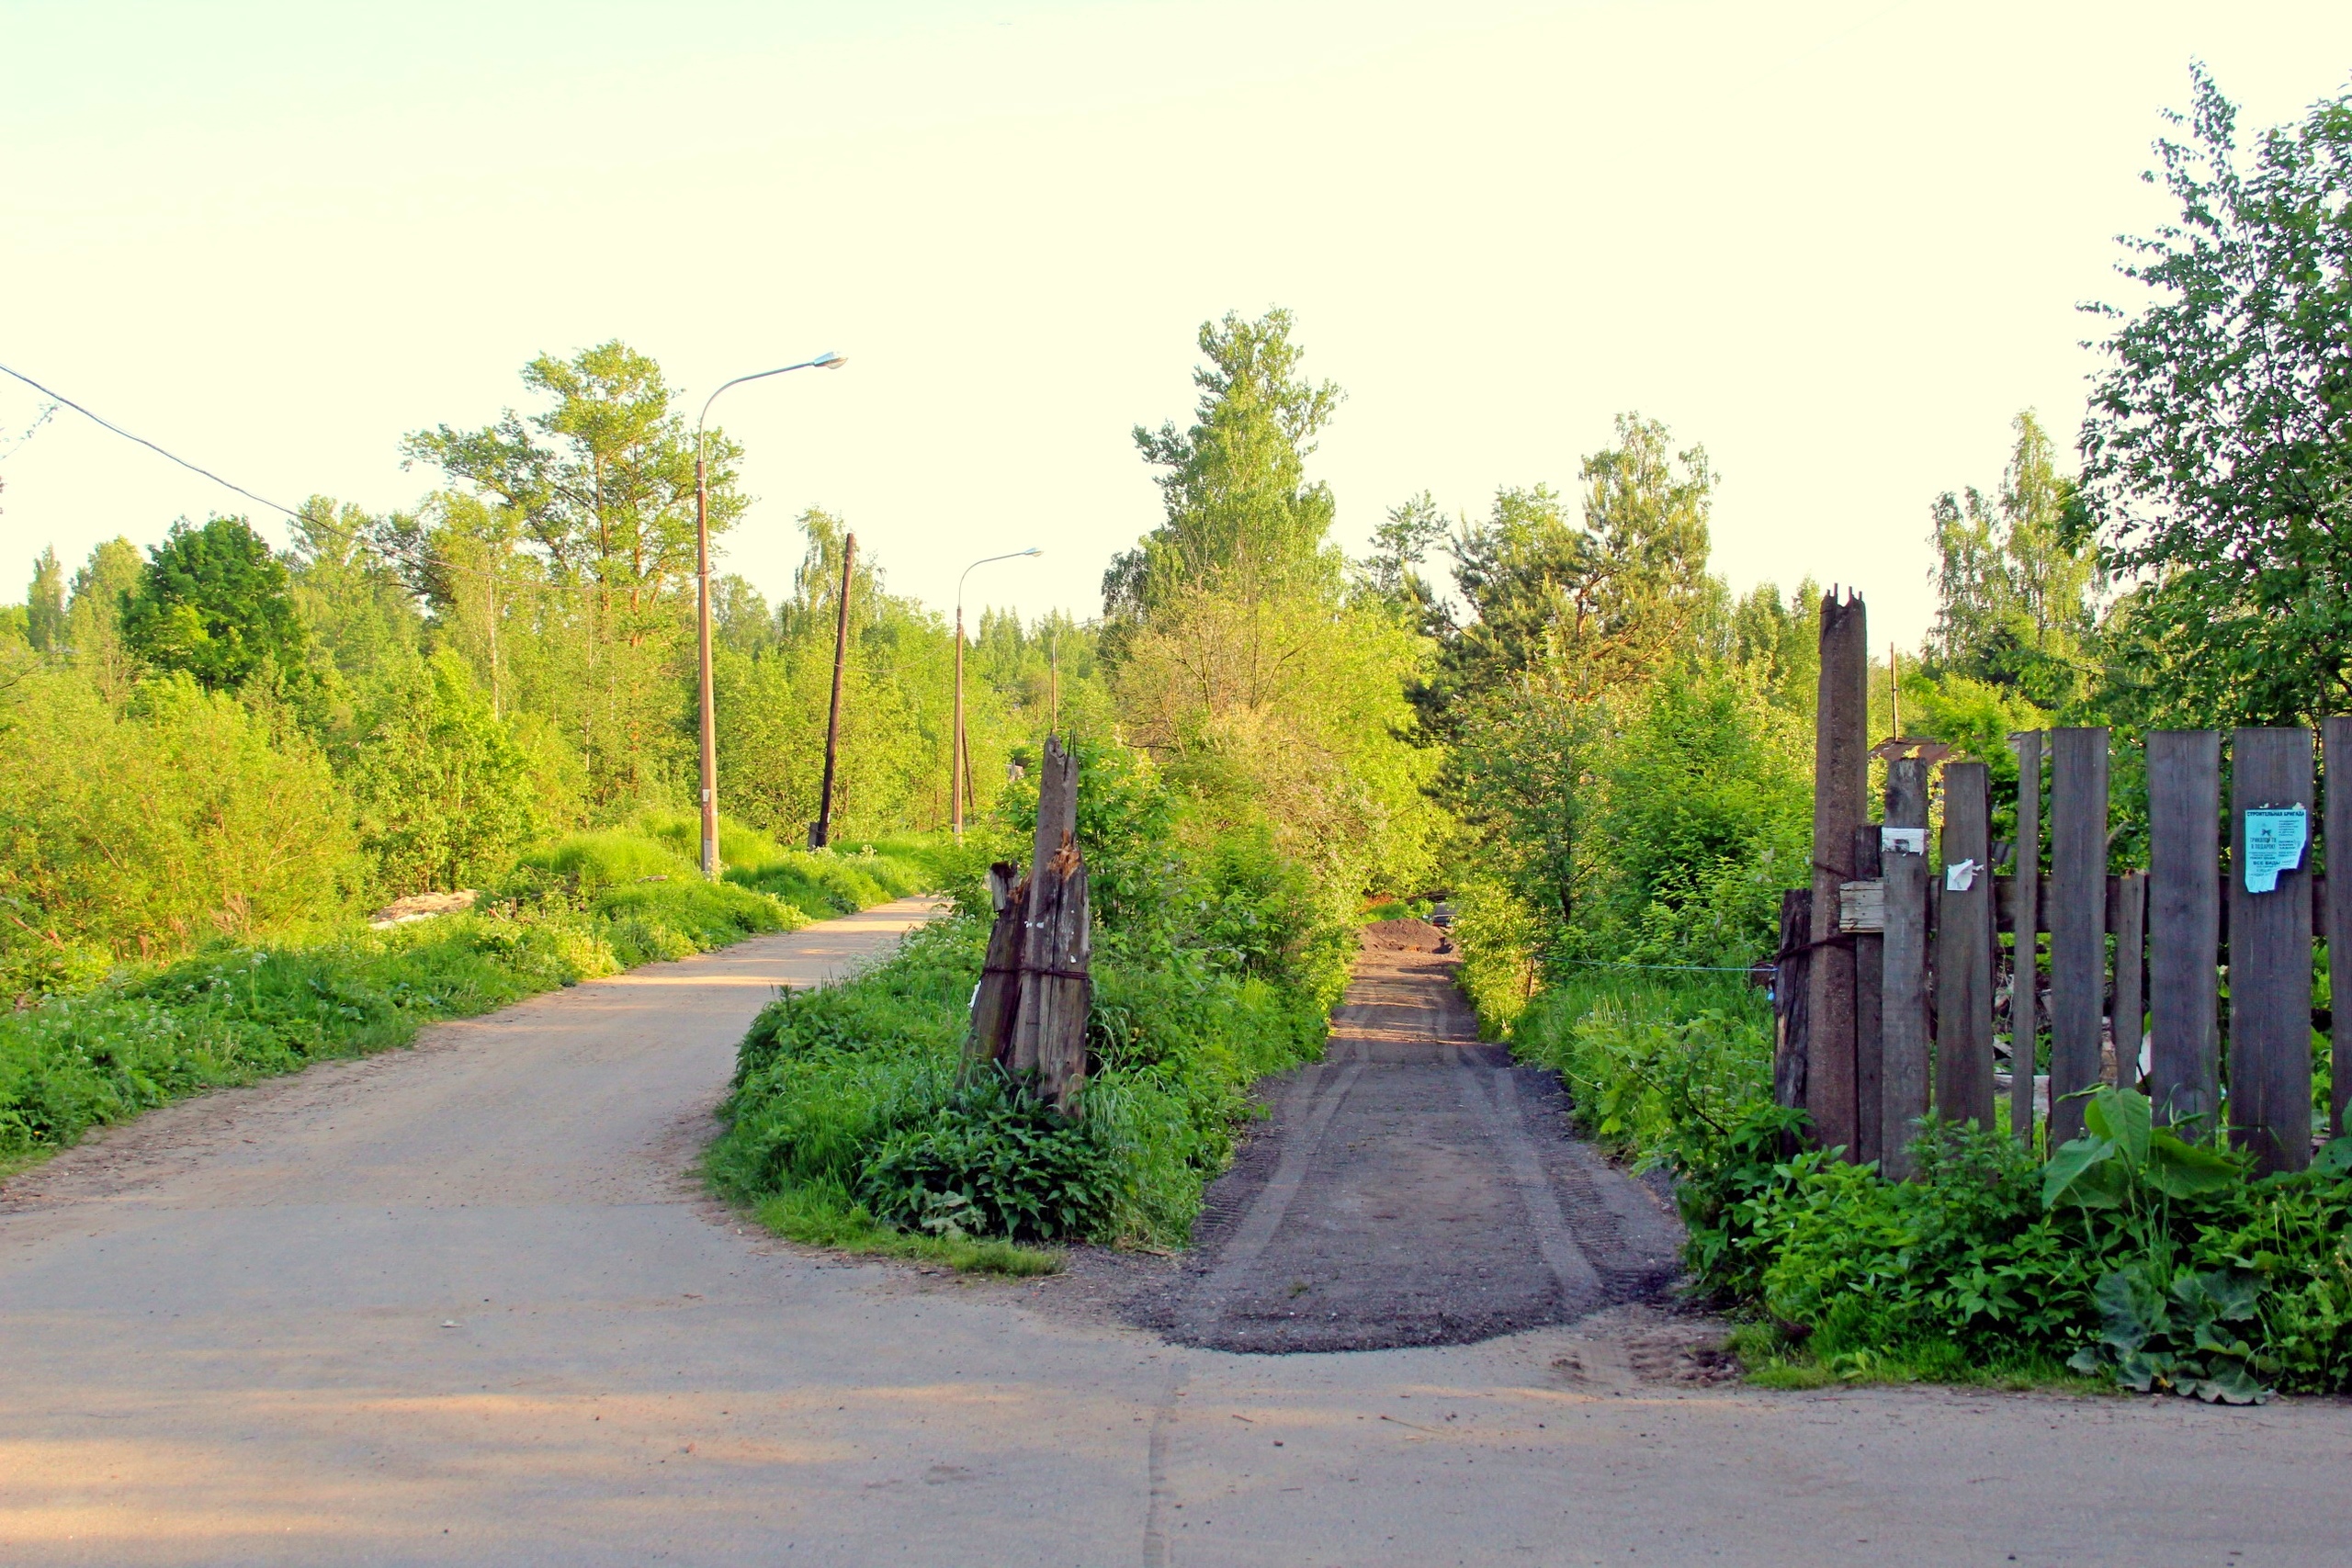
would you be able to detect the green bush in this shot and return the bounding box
[709,739,1347,1252]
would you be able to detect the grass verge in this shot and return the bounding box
[1,820,949,1180]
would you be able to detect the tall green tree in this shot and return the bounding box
[25,548,64,652]
[403,342,746,803]
[1925,412,2099,710]
[119,516,308,691]
[1105,308,1344,619]
[2082,69,2352,726]
[346,650,537,895]
[65,537,144,704]
[1445,413,1715,708]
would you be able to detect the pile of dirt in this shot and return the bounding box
[1360,917,1449,953]
[368,889,480,929]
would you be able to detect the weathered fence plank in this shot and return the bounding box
[1807,592,1870,1156]
[2148,730,2221,1132]
[1937,761,1996,1131]
[2008,731,2042,1145]
[2329,717,2352,1143]
[2048,728,2109,1145]
[2109,872,2146,1090]
[1881,759,1930,1175]
[2229,728,2313,1172]
[1852,825,1884,1168]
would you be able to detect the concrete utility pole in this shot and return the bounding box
[950,547,1043,839]
[692,351,845,877]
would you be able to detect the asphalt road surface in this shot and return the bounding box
[5,899,2348,1566]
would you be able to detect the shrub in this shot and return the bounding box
[858,1069,1125,1242]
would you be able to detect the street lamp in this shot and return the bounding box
[695,351,846,879]
[952,547,1043,839]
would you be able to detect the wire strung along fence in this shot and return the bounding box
[1774,592,2343,1175]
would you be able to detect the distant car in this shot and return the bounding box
[1429,901,1454,929]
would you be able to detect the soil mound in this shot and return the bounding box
[1360,917,1447,953]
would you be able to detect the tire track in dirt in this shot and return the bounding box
[1132,919,1682,1352]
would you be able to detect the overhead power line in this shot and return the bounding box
[0,359,299,520]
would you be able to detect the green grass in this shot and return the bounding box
[0,824,950,1179]
[751,1179,1061,1276]
[1724,1322,2107,1394]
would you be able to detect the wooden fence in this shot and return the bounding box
[1776,592,2343,1175]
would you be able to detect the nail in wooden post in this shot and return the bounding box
[2327,718,2352,1145]
[1853,824,1885,1168]
[1808,591,1870,1156]
[2048,728,2110,1146]
[1880,758,1931,1178]
[2110,872,2146,1090]
[2228,728,2314,1173]
[1937,761,1996,1131]
[2008,732,2043,1145]
[2148,730,2222,1134]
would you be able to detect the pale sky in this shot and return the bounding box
[6,0,2350,649]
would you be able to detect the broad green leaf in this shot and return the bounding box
[2082,1086,2152,1169]
[2042,1135,2120,1209]
[2143,1133,2242,1200]
[2192,1360,2269,1405]
[2312,1136,2352,1178]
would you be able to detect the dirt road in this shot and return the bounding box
[1135,921,1681,1350]
[5,903,2349,1566]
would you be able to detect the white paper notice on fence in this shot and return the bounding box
[1945,859,1978,892]
[1882,826,1927,855]
[2243,807,2309,894]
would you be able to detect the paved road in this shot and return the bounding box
[5,901,2350,1566]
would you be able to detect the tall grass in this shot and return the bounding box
[0,823,950,1177]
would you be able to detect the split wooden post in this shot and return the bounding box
[964,862,1028,1066]
[2048,728,2110,1146]
[1880,757,1931,1178]
[1808,591,1870,1156]
[2109,872,2147,1089]
[1852,826,1884,1168]
[2008,732,2043,1146]
[1009,736,1093,1111]
[2228,728,2313,1173]
[2148,730,2222,1133]
[1937,761,1996,1131]
[2327,717,2352,1143]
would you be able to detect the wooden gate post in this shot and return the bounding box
[1808,591,1870,1156]
[1010,736,1093,1111]
[2229,728,2313,1173]
[1937,761,1996,1131]
[2148,730,2222,1133]
[1880,757,1931,1178]
[2008,731,2043,1146]
[2048,728,2110,1146]
[2326,717,2352,1144]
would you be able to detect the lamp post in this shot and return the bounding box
[695,351,846,879]
[952,547,1043,839]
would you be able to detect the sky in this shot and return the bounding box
[5,0,2351,649]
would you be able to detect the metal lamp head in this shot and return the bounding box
[814,351,847,369]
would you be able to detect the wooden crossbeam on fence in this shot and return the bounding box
[2229,728,2313,1172]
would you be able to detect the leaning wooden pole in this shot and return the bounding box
[1808,590,1870,1156]
[813,532,855,849]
